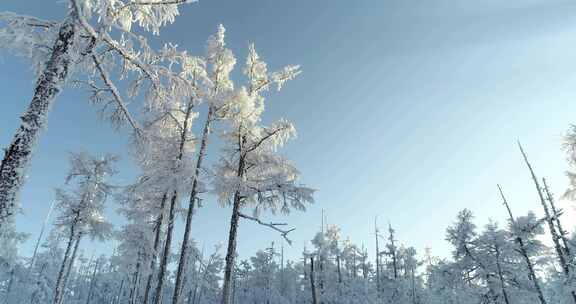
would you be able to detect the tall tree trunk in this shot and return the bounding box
[60,233,82,304]
[143,193,168,304]
[221,152,246,304]
[153,191,178,304]
[221,191,243,304]
[310,257,318,304]
[173,106,214,304]
[0,18,77,227]
[498,184,547,304]
[519,144,576,303]
[53,224,76,304]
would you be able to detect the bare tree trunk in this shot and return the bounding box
[53,224,76,304]
[143,193,167,304]
[519,144,576,303]
[153,191,178,304]
[0,18,77,227]
[542,178,572,260]
[173,106,214,304]
[310,257,318,304]
[498,184,547,304]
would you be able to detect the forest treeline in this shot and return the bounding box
[1,1,576,304]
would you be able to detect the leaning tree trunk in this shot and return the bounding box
[519,144,576,303]
[172,106,214,304]
[53,224,77,304]
[0,18,76,227]
[543,178,573,260]
[498,184,547,304]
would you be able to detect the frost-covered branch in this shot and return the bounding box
[238,212,295,245]
[92,54,142,133]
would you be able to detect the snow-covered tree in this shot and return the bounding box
[0,0,195,229]
[211,28,314,304]
[51,151,116,304]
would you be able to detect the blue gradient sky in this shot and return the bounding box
[2,0,576,262]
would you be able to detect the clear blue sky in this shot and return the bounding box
[2,0,576,262]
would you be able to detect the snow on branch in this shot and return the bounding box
[91,54,142,133]
[238,212,295,245]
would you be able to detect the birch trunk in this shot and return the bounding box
[0,18,76,226]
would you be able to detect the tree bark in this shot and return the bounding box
[0,18,76,227]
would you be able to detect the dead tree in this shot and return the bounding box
[518,143,576,302]
[497,184,547,304]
